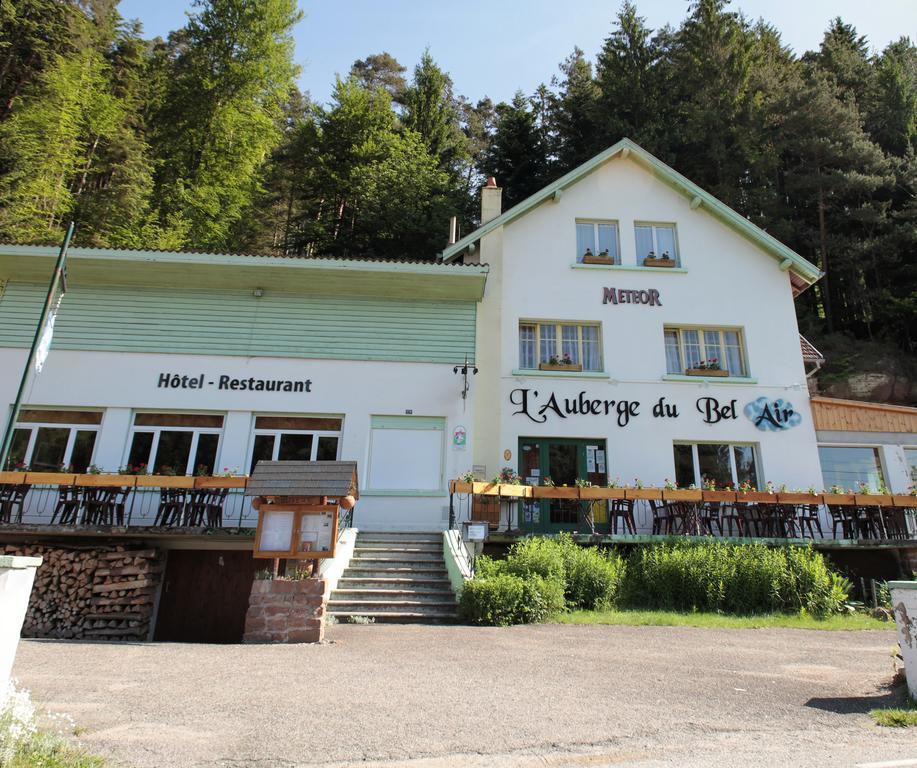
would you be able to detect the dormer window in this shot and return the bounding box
[576,221,619,264]
[636,223,678,267]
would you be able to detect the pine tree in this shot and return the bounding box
[551,47,599,170]
[0,0,78,120]
[593,2,666,152]
[350,52,407,105]
[670,0,756,203]
[402,50,465,174]
[481,92,549,208]
[149,0,302,249]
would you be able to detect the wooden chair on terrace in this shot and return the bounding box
[84,487,131,526]
[699,502,723,536]
[183,489,210,526]
[827,504,856,539]
[204,487,229,527]
[796,504,823,539]
[649,499,669,535]
[854,505,885,540]
[0,484,30,524]
[719,503,745,537]
[607,498,636,535]
[665,502,690,535]
[155,488,186,527]
[51,486,83,525]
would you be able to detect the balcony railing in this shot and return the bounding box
[0,472,256,530]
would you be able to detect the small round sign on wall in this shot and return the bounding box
[503,449,512,461]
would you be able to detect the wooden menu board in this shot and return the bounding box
[253,502,339,559]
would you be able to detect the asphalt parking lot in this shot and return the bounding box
[12,623,915,768]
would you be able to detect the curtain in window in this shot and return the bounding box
[703,331,722,369]
[561,325,579,363]
[682,330,701,368]
[655,226,677,261]
[576,223,595,261]
[519,324,536,369]
[635,225,654,258]
[539,324,556,363]
[723,331,744,376]
[597,224,618,262]
[664,329,682,373]
[581,325,600,371]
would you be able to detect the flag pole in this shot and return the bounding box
[0,222,75,470]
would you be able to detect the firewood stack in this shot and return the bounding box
[2,543,162,641]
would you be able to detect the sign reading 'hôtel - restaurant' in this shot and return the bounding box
[157,372,312,393]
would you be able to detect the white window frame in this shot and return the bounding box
[575,219,621,263]
[665,326,748,377]
[365,415,446,495]
[817,443,889,491]
[518,320,603,372]
[905,446,917,487]
[126,412,224,476]
[674,441,761,489]
[246,416,343,472]
[11,416,101,471]
[634,221,679,264]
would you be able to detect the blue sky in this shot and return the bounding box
[119,0,916,107]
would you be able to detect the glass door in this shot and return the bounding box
[518,438,608,533]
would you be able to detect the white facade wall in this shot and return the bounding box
[473,156,823,493]
[0,348,475,531]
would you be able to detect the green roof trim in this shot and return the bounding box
[441,138,821,286]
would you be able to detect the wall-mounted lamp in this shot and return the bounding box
[453,355,479,401]
[252,288,264,298]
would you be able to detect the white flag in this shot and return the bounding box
[34,294,63,373]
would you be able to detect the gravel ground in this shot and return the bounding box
[11,623,915,768]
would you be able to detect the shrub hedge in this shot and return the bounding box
[459,537,848,625]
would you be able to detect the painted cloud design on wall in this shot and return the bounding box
[744,397,802,431]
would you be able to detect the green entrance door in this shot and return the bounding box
[518,437,608,533]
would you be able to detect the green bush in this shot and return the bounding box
[565,545,627,610]
[622,541,847,617]
[459,573,564,626]
[501,536,567,583]
[461,535,625,623]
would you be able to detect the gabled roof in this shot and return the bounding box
[799,334,825,363]
[441,138,822,294]
[245,461,359,499]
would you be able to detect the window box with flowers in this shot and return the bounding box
[642,253,677,268]
[685,358,729,377]
[539,353,583,372]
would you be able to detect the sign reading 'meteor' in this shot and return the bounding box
[157,372,312,392]
[602,287,661,306]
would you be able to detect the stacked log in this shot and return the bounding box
[2,543,162,641]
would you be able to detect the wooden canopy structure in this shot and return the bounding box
[246,461,358,560]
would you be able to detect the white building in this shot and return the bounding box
[2,139,911,533]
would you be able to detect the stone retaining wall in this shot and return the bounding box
[243,578,327,643]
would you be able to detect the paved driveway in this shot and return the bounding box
[12,624,914,768]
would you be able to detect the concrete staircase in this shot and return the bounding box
[327,531,458,624]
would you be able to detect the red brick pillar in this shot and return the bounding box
[243,578,328,643]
